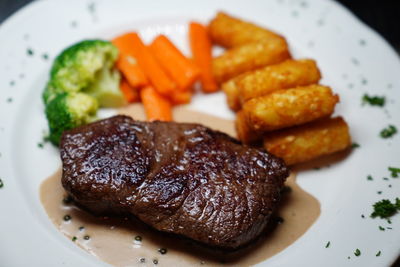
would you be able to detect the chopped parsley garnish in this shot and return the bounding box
[362,94,385,107]
[27,48,34,56]
[388,167,400,178]
[72,236,77,242]
[377,191,382,195]
[376,251,381,257]
[354,249,361,257]
[0,178,3,188]
[361,214,365,218]
[351,143,360,149]
[325,241,330,248]
[371,198,400,218]
[378,226,385,231]
[380,125,397,138]
[367,175,373,181]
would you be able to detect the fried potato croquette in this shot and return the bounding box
[263,117,351,165]
[222,78,241,111]
[208,12,286,48]
[243,85,339,132]
[212,41,291,84]
[237,59,321,104]
[235,110,262,144]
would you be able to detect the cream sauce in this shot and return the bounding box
[40,104,320,267]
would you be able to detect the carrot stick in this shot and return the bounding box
[120,78,139,103]
[149,35,200,91]
[171,90,192,105]
[116,55,148,88]
[189,22,219,93]
[114,33,176,95]
[112,34,148,88]
[140,85,172,121]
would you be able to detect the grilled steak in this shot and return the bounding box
[60,115,288,249]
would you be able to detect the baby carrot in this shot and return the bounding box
[112,34,148,88]
[120,78,139,103]
[170,90,192,105]
[115,33,176,95]
[116,55,148,88]
[189,22,219,93]
[140,85,172,121]
[149,35,200,91]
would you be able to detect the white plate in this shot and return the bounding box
[0,0,399,266]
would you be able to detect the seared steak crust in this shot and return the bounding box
[61,115,288,249]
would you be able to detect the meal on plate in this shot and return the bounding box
[40,10,352,264]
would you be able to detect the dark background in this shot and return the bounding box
[0,0,399,53]
[0,0,399,266]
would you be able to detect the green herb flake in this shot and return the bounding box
[72,236,77,242]
[371,198,400,218]
[27,48,34,56]
[377,191,382,195]
[325,241,331,248]
[380,125,397,138]
[0,178,4,188]
[354,249,361,257]
[351,143,360,149]
[42,53,49,60]
[37,142,44,149]
[361,214,365,218]
[388,167,400,178]
[378,226,385,231]
[376,251,381,257]
[367,175,373,181]
[362,94,385,107]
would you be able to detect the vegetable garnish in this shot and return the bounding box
[370,198,400,218]
[362,94,385,107]
[72,236,77,242]
[388,167,400,178]
[189,22,219,93]
[43,40,124,145]
[150,35,200,91]
[0,178,4,188]
[376,251,381,257]
[140,86,172,121]
[325,241,330,248]
[354,249,361,257]
[112,34,149,88]
[367,175,373,181]
[380,125,397,138]
[378,226,385,231]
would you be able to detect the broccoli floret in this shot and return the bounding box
[42,40,126,145]
[45,92,98,145]
[43,40,120,104]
